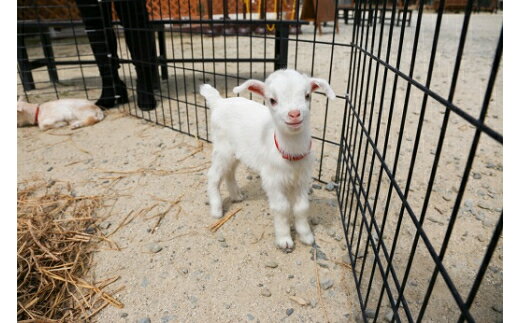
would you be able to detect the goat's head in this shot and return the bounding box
[17,97,35,127]
[233,69,335,135]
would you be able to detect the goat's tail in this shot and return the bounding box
[199,84,221,108]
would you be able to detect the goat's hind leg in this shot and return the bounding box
[207,149,234,218]
[225,159,244,202]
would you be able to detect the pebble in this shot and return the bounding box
[365,309,377,318]
[224,303,231,309]
[286,308,294,316]
[384,311,395,322]
[312,184,322,190]
[220,241,229,248]
[47,166,53,172]
[189,295,198,309]
[477,235,485,242]
[334,233,343,241]
[486,162,496,169]
[265,261,278,268]
[320,278,334,290]
[99,221,111,230]
[327,200,338,207]
[310,248,328,261]
[478,202,493,210]
[289,295,309,306]
[310,299,318,308]
[247,314,255,321]
[147,243,163,253]
[247,175,253,180]
[318,262,329,268]
[161,315,174,323]
[427,216,445,225]
[310,217,320,225]
[216,234,226,242]
[120,312,128,318]
[261,288,272,297]
[473,172,482,180]
[288,274,294,279]
[138,318,151,323]
[492,304,503,313]
[325,182,338,191]
[464,200,474,208]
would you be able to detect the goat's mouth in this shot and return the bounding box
[285,120,303,128]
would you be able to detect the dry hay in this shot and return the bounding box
[17,179,123,322]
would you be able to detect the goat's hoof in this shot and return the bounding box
[276,237,294,253]
[210,208,223,218]
[299,232,315,245]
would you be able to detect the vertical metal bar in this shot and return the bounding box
[67,2,89,100]
[157,25,169,80]
[40,30,59,83]
[17,33,35,91]
[167,0,184,131]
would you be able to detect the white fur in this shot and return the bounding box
[17,98,104,130]
[200,69,335,252]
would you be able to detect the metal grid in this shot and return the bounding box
[17,0,503,321]
[338,0,502,322]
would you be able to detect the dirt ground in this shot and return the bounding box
[18,11,503,323]
[18,110,355,322]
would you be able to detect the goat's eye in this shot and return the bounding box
[305,93,311,100]
[270,98,277,105]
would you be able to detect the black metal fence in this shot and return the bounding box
[17,0,502,321]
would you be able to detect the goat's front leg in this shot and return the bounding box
[39,119,67,130]
[266,189,294,252]
[294,191,314,245]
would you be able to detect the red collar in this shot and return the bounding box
[274,134,311,161]
[34,105,40,125]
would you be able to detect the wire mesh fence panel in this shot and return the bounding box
[18,0,352,183]
[18,0,502,321]
[337,0,502,322]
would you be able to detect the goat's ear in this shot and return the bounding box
[309,78,335,100]
[233,80,266,97]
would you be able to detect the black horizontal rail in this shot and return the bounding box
[18,19,309,28]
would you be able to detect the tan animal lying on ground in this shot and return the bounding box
[17,98,104,130]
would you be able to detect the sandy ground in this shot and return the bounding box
[18,111,355,322]
[18,11,503,323]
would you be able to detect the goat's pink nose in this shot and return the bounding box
[288,110,301,118]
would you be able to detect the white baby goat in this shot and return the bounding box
[17,98,104,131]
[200,69,335,252]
